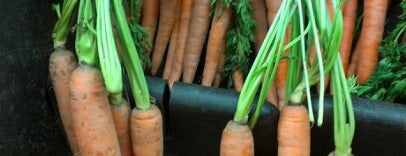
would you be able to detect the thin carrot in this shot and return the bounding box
[111,100,132,156]
[213,44,227,88]
[151,0,179,76]
[338,0,358,75]
[70,63,121,155]
[233,69,244,92]
[353,0,389,83]
[131,104,163,156]
[182,0,211,83]
[162,4,181,79]
[220,121,254,156]
[141,0,159,57]
[168,0,194,88]
[202,5,233,87]
[277,104,310,156]
[49,48,79,153]
[251,0,268,53]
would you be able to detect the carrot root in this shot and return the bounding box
[111,100,132,156]
[220,121,254,156]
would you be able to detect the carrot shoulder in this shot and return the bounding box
[151,0,179,76]
[353,0,388,83]
[70,63,121,155]
[277,105,310,156]
[182,0,211,83]
[220,121,254,156]
[131,104,164,156]
[111,100,132,156]
[202,5,233,87]
[49,48,79,153]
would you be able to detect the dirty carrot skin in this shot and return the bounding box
[202,5,233,87]
[353,0,389,83]
[182,0,211,83]
[151,0,179,76]
[111,100,132,156]
[49,48,79,153]
[220,121,254,156]
[141,0,159,57]
[162,5,181,79]
[168,0,194,88]
[277,104,310,156]
[251,0,269,53]
[131,104,164,156]
[70,63,121,156]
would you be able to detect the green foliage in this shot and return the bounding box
[352,1,406,102]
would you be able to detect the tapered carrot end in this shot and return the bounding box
[220,121,254,156]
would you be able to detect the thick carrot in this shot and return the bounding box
[162,4,181,79]
[202,5,233,87]
[251,0,268,53]
[111,100,132,156]
[277,104,310,156]
[131,104,163,156]
[220,121,254,156]
[338,0,357,75]
[151,0,179,76]
[353,0,388,83]
[182,0,211,83]
[168,0,194,88]
[70,63,121,155]
[265,0,282,26]
[141,0,159,57]
[213,44,227,88]
[233,69,244,92]
[49,48,79,153]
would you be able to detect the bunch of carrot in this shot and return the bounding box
[49,0,163,155]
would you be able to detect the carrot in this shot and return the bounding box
[202,5,233,87]
[353,0,389,83]
[141,0,159,57]
[162,4,181,79]
[151,0,179,76]
[220,121,254,156]
[49,48,79,153]
[168,0,194,88]
[265,0,282,26]
[70,63,121,155]
[277,104,310,156]
[213,44,227,88]
[251,0,268,53]
[111,100,132,156]
[338,0,358,75]
[131,104,163,156]
[233,69,244,92]
[182,0,211,83]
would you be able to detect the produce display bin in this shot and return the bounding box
[1,0,405,156]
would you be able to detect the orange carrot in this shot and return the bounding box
[182,0,211,83]
[213,44,227,88]
[168,0,194,88]
[141,0,159,57]
[49,48,79,153]
[131,104,164,156]
[162,4,181,79]
[251,0,268,53]
[233,69,244,92]
[111,100,132,156]
[70,63,121,155]
[220,121,254,156]
[277,104,310,156]
[202,5,233,87]
[151,0,179,76]
[265,0,282,26]
[338,0,357,75]
[353,0,388,83]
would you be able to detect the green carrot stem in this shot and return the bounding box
[75,0,98,66]
[113,0,151,110]
[52,0,78,48]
